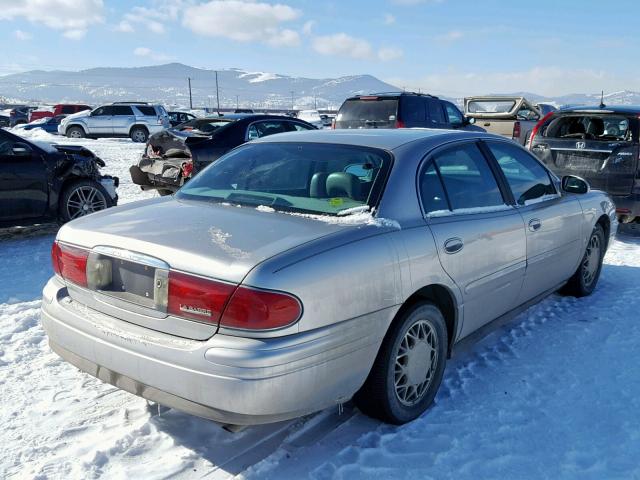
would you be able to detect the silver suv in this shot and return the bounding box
[58,102,170,143]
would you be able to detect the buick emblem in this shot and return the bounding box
[576,141,586,149]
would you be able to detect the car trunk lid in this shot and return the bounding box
[56,197,350,339]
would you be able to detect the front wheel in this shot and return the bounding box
[66,126,85,139]
[561,224,605,297]
[59,179,114,223]
[354,302,448,424]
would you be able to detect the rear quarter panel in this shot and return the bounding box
[575,190,618,248]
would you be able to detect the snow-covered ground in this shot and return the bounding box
[1,127,640,479]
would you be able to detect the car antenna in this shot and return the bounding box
[599,90,606,109]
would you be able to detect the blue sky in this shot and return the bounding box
[1,0,639,96]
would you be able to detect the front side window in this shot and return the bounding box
[431,143,504,211]
[443,102,464,127]
[487,141,556,205]
[92,106,113,116]
[247,121,290,140]
[178,143,391,215]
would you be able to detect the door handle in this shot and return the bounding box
[444,237,464,254]
[528,218,542,232]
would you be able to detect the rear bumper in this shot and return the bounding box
[40,277,382,425]
[611,192,640,218]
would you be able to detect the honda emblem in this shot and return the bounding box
[576,141,586,149]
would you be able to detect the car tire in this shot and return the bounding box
[59,179,114,223]
[354,302,448,424]
[66,126,86,139]
[157,189,173,197]
[561,224,605,297]
[130,126,149,143]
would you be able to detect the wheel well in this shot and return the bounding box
[596,214,611,249]
[66,124,85,134]
[396,284,458,357]
[130,124,149,134]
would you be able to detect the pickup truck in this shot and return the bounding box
[463,96,547,145]
[29,104,91,123]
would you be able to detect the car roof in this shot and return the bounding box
[559,105,640,114]
[251,128,497,150]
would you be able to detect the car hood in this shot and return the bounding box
[61,110,90,123]
[56,197,371,284]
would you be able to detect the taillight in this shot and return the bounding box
[157,116,162,125]
[528,112,554,149]
[51,241,88,287]
[512,121,521,139]
[167,271,235,323]
[220,286,301,330]
[331,118,336,129]
[181,161,193,177]
[396,119,405,128]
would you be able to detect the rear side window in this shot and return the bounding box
[288,122,315,132]
[419,161,449,214]
[113,106,134,115]
[247,121,290,140]
[430,143,504,211]
[136,106,156,116]
[400,96,426,124]
[61,105,75,114]
[487,141,556,205]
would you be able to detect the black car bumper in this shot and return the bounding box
[611,192,640,218]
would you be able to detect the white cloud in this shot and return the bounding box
[436,30,463,43]
[378,47,403,61]
[183,1,301,47]
[383,13,396,25]
[115,21,134,33]
[14,29,32,40]
[0,0,103,39]
[386,66,616,97]
[302,20,315,35]
[391,0,443,5]
[312,33,373,60]
[133,46,173,62]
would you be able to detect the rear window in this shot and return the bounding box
[336,98,398,127]
[467,100,515,114]
[545,114,632,142]
[178,143,392,216]
[184,119,231,134]
[136,106,157,116]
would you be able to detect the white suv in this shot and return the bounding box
[59,102,170,143]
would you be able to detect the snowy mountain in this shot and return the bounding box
[0,63,399,109]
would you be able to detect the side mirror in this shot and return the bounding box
[562,175,589,194]
[464,116,475,125]
[12,143,32,156]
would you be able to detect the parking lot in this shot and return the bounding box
[1,129,639,479]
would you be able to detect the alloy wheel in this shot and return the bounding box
[66,185,107,220]
[582,232,601,287]
[394,319,438,406]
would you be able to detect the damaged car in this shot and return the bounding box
[0,128,118,227]
[529,105,640,223]
[129,114,317,195]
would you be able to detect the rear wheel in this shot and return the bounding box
[59,179,114,223]
[354,302,447,424]
[561,224,605,297]
[130,126,149,143]
[66,126,85,139]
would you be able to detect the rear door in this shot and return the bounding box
[484,140,583,302]
[335,97,399,129]
[531,113,639,196]
[112,105,135,134]
[421,141,526,339]
[0,132,48,220]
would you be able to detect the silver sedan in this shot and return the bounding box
[41,129,617,425]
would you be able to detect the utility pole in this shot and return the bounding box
[215,70,220,114]
[314,94,317,110]
[290,90,295,111]
[188,77,193,109]
[236,95,239,110]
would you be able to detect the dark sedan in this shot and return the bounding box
[130,114,317,195]
[0,129,118,227]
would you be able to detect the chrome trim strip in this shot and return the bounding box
[93,246,169,269]
[549,148,613,153]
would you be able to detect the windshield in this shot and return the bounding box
[178,142,392,215]
[467,100,516,114]
[180,119,232,134]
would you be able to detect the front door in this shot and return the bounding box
[0,132,48,220]
[484,140,583,302]
[420,141,527,339]
[88,106,114,134]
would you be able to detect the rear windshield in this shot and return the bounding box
[545,115,633,142]
[182,119,232,134]
[177,143,392,215]
[467,100,515,114]
[336,98,398,127]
